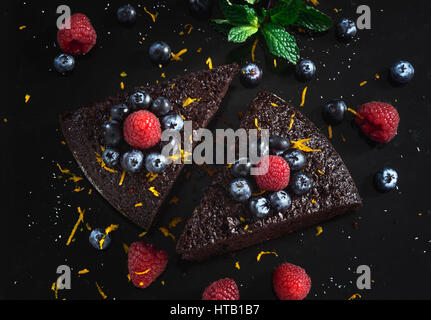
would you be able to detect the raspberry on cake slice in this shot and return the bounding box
[176,91,362,261]
[60,64,239,230]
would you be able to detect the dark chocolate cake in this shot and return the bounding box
[176,91,362,260]
[60,64,239,230]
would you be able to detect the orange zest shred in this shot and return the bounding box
[360,81,367,86]
[138,231,147,237]
[134,202,143,207]
[315,226,323,236]
[347,107,364,119]
[317,169,324,175]
[168,217,183,228]
[307,0,319,5]
[299,86,307,107]
[66,207,85,246]
[328,125,333,139]
[135,269,150,275]
[51,282,58,299]
[159,227,175,241]
[119,170,126,186]
[143,7,158,22]
[235,261,240,270]
[196,47,202,53]
[348,293,362,300]
[251,37,259,62]
[19,25,27,30]
[120,81,125,90]
[120,72,127,77]
[169,196,180,205]
[95,282,107,299]
[73,187,85,192]
[244,224,249,230]
[146,172,158,182]
[182,97,201,107]
[171,48,188,61]
[122,243,129,254]
[99,224,119,249]
[25,94,30,103]
[290,138,322,152]
[88,188,93,195]
[311,199,317,204]
[273,59,277,68]
[184,24,193,35]
[288,113,296,130]
[270,102,278,107]
[256,251,278,262]
[95,152,118,173]
[206,57,213,69]
[251,190,266,197]
[254,118,261,131]
[341,134,346,142]
[78,269,90,275]
[148,186,160,197]
[375,73,380,79]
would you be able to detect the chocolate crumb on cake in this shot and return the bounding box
[176,91,362,260]
[60,64,239,230]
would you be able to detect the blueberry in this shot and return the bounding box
[188,0,212,18]
[283,149,306,171]
[89,228,111,250]
[295,59,316,81]
[53,53,75,74]
[229,178,252,202]
[231,158,252,177]
[129,90,152,110]
[290,172,312,195]
[162,114,184,131]
[101,120,122,147]
[151,97,172,116]
[269,135,290,156]
[240,63,263,88]
[322,99,347,125]
[390,61,414,84]
[121,150,144,173]
[336,18,357,41]
[374,167,398,192]
[145,152,169,174]
[110,104,130,121]
[149,41,171,66]
[269,191,292,212]
[249,196,270,218]
[102,148,120,167]
[117,4,137,24]
[249,137,269,158]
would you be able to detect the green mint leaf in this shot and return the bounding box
[228,25,258,43]
[269,0,300,26]
[243,0,260,4]
[262,22,299,64]
[221,0,258,26]
[295,5,333,31]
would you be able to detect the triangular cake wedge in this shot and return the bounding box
[177,91,362,260]
[60,64,239,230]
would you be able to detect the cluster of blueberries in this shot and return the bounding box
[228,135,313,219]
[100,90,184,174]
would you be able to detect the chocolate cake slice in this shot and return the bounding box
[176,91,362,260]
[60,64,239,230]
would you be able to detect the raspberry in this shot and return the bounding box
[202,278,239,300]
[273,263,311,300]
[57,13,97,55]
[128,242,168,289]
[355,102,400,143]
[123,110,161,149]
[254,155,290,191]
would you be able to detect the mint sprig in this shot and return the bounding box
[214,0,333,64]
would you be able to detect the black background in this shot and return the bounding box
[2,0,431,300]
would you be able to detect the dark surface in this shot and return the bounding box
[177,91,362,260]
[2,0,431,299]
